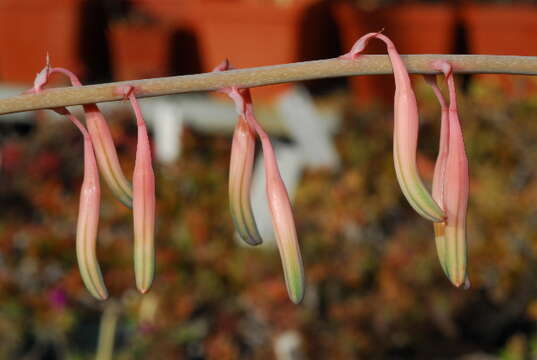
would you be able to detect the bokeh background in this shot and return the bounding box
[2,0,537,359]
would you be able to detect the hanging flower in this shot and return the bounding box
[213,60,262,246]
[426,61,470,287]
[424,75,451,278]
[32,66,108,300]
[41,66,132,207]
[69,109,109,300]
[215,60,305,303]
[341,32,445,222]
[32,62,132,208]
[121,86,156,294]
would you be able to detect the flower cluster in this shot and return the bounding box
[28,62,156,299]
[341,32,470,287]
[21,32,470,303]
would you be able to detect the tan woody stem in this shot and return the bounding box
[0,55,536,115]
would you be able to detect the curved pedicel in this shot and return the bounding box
[34,65,133,208]
[125,90,156,294]
[341,32,445,222]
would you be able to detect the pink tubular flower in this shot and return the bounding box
[426,61,470,287]
[216,60,304,303]
[31,64,109,299]
[228,113,263,245]
[213,60,262,246]
[122,87,156,294]
[424,75,451,278]
[341,32,444,222]
[80,104,132,207]
[32,62,132,208]
[254,122,305,304]
[57,107,109,300]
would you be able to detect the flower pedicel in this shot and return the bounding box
[34,64,133,208]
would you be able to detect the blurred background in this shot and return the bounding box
[2,0,537,359]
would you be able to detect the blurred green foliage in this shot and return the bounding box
[2,76,537,359]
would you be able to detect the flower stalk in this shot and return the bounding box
[2,55,536,115]
[32,63,133,207]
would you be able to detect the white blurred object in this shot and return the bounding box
[274,330,304,360]
[278,86,340,170]
[141,99,184,164]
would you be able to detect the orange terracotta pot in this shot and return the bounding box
[131,0,329,100]
[0,0,83,84]
[462,4,537,56]
[462,4,537,98]
[182,0,328,101]
[332,2,456,105]
[332,1,389,106]
[109,22,172,81]
[377,4,456,55]
[130,0,188,24]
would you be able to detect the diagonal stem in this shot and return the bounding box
[0,54,536,116]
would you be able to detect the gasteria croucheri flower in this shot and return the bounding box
[22,35,471,301]
[215,60,305,304]
[424,75,450,277]
[255,124,305,304]
[213,60,262,246]
[80,103,133,208]
[121,86,156,294]
[426,61,470,287]
[30,63,156,298]
[31,66,108,299]
[66,109,109,300]
[341,32,445,222]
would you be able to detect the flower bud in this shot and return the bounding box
[342,32,444,222]
[427,61,469,287]
[229,114,263,245]
[127,91,156,294]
